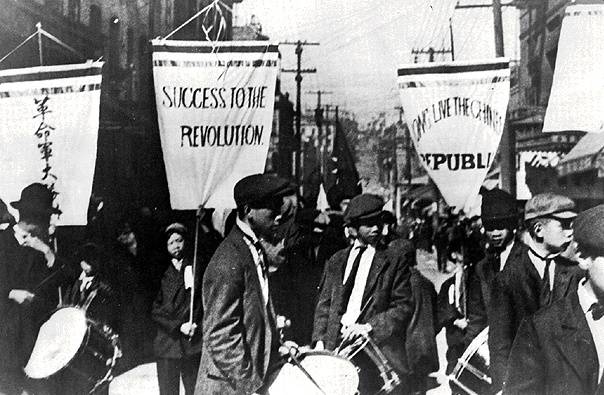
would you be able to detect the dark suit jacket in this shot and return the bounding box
[488,242,583,388]
[504,290,600,395]
[406,267,439,378]
[0,230,62,383]
[195,226,278,395]
[312,243,413,375]
[151,258,202,359]
[466,248,500,343]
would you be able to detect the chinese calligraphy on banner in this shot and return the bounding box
[0,62,102,225]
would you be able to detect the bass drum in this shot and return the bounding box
[25,307,121,392]
[268,350,359,395]
[450,327,495,395]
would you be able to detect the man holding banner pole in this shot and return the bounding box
[195,173,295,395]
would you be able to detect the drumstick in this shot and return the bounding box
[286,348,327,395]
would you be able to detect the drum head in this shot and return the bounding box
[25,307,88,379]
[268,351,359,395]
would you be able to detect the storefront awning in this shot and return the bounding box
[557,133,604,177]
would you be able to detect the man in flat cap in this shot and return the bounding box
[0,183,66,394]
[505,204,604,395]
[466,188,518,345]
[195,174,295,395]
[488,193,584,390]
[312,193,413,394]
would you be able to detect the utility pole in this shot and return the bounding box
[455,0,516,197]
[412,47,453,62]
[449,17,455,61]
[281,40,319,187]
[307,90,333,177]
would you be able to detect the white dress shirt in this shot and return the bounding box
[237,218,269,305]
[527,239,556,291]
[499,240,514,271]
[577,279,604,383]
[79,271,95,292]
[341,241,376,327]
[171,258,183,272]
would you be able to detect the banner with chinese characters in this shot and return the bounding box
[0,62,102,225]
[152,40,280,210]
[543,2,604,133]
[397,59,510,210]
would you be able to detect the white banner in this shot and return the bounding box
[397,59,510,210]
[543,3,604,133]
[0,62,102,225]
[152,40,280,209]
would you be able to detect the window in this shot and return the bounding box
[89,5,101,32]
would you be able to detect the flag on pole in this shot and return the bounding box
[0,62,102,225]
[397,59,510,211]
[152,40,280,209]
[543,2,604,133]
[325,118,362,209]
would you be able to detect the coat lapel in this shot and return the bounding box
[361,247,387,306]
[554,293,599,392]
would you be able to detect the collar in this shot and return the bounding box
[527,237,559,261]
[171,258,183,271]
[352,239,375,252]
[79,271,94,281]
[13,224,28,245]
[578,278,599,315]
[236,217,259,244]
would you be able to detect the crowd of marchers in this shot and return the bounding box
[0,175,603,395]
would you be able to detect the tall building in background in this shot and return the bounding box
[0,0,242,222]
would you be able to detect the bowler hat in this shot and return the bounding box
[573,204,604,255]
[343,194,384,224]
[481,188,516,221]
[10,183,61,215]
[524,193,576,221]
[234,174,295,209]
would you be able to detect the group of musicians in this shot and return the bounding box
[2,174,604,395]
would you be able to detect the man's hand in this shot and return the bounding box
[9,290,35,305]
[22,235,55,268]
[454,318,468,330]
[180,322,197,336]
[340,323,372,341]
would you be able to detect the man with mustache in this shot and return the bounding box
[313,193,413,394]
[488,193,584,390]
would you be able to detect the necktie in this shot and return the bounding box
[340,245,367,313]
[540,257,553,307]
[253,240,268,278]
[591,303,604,320]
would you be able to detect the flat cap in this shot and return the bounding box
[234,174,295,209]
[343,194,384,224]
[573,204,604,255]
[165,222,187,236]
[481,188,516,221]
[524,193,577,221]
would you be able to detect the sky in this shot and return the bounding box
[232,0,519,126]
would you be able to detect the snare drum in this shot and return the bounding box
[268,350,359,395]
[25,307,121,392]
[450,327,494,395]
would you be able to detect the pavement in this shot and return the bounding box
[108,248,455,395]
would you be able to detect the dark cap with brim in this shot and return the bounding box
[524,193,577,221]
[234,174,295,209]
[343,194,384,224]
[573,204,604,255]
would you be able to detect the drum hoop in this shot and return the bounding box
[299,350,355,364]
[452,326,489,377]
